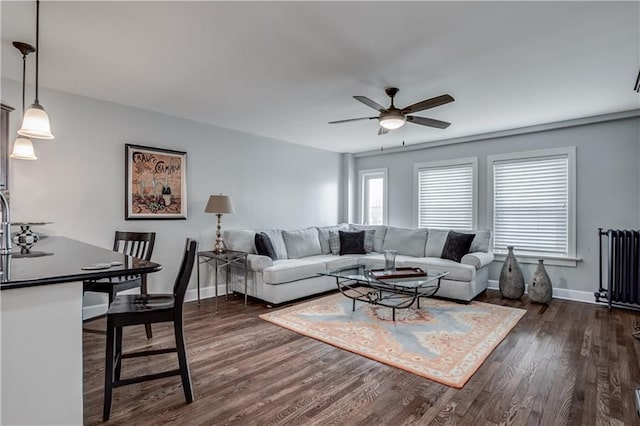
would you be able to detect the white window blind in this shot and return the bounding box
[417,163,474,230]
[493,156,569,255]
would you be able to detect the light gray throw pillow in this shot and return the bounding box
[363,229,375,253]
[223,230,257,254]
[282,228,322,259]
[425,229,449,257]
[469,230,491,253]
[329,230,341,255]
[350,224,387,252]
[316,224,349,255]
[261,229,288,259]
[382,227,428,257]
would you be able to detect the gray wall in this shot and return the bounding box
[1,78,342,306]
[355,117,640,294]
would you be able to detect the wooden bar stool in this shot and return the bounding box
[84,231,156,338]
[103,239,197,421]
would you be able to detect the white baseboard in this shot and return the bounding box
[184,284,228,303]
[487,279,596,304]
[82,303,108,321]
[82,284,228,320]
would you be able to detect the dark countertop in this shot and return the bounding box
[0,236,162,290]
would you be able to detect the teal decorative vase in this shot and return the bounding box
[529,259,553,304]
[499,246,525,299]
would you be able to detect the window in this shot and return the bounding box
[488,147,576,264]
[414,158,477,230]
[359,168,387,225]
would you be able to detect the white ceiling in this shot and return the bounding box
[2,1,639,153]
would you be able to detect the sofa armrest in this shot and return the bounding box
[461,251,494,269]
[246,254,273,272]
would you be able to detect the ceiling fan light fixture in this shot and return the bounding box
[334,88,453,134]
[379,111,406,130]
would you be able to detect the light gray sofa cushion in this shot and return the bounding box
[282,228,322,259]
[425,229,449,257]
[304,254,361,271]
[224,230,257,254]
[382,227,428,257]
[263,259,326,284]
[350,224,387,252]
[262,229,288,259]
[316,224,349,255]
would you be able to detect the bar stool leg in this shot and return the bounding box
[115,326,123,381]
[141,275,153,338]
[103,320,115,421]
[174,318,194,403]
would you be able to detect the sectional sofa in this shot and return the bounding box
[222,224,493,305]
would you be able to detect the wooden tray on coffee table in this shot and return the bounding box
[368,267,427,280]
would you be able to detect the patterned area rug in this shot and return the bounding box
[260,291,526,388]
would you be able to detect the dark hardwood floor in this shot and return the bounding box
[83,290,640,425]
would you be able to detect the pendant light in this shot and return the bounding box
[10,42,37,160]
[18,0,54,140]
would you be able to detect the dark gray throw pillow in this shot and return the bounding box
[441,231,475,263]
[254,232,277,260]
[339,230,366,255]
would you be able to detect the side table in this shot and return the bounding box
[197,250,248,312]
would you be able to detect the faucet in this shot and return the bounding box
[0,191,12,254]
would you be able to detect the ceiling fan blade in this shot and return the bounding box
[401,94,454,115]
[328,117,376,124]
[406,115,451,129]
[378,127,389,136]
[354,96,387,112]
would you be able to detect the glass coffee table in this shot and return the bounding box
[319,264,449,321]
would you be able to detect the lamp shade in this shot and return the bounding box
[10,137,37,160]
[205,195,235,214]
[18,102,54,139]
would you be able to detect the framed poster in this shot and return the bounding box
[125,144,187,220]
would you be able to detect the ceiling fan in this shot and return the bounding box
[329,87,454,135]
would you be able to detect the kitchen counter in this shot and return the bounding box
[0,236,162,425]
[1,236,161,289]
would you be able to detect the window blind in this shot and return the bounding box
[417,164,474,230]
[493,156,569,255]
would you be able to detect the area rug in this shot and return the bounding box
[259,291,526,388]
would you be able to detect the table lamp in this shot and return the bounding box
[205,194,235,253]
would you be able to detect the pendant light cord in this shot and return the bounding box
[35,0,40,104]
[21,52,26,112]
